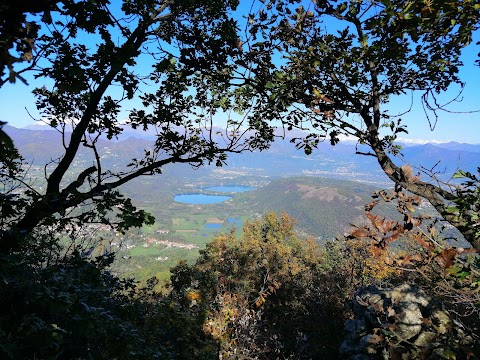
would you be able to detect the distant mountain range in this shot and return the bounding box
[4,124,472,243]
[4,124,479,185]
[399,144,479,179]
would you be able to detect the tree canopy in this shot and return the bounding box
[1,1,480,358]
[0,0,277,252]
[1,0,480,251]
[230,0,480,249]
[169,212,348,358]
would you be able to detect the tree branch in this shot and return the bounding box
[46,19,151,195]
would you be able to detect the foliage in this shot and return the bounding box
[234,0,480,249]
[7,0,478,252]
[237,176,395,239]
[0,0,278,254]
[0,0,57,86]
[2,0,479,251]
[451,168,480,249]
[341,283,478,359]
[345,186,480,354]
[2,1,480,357]
[0,121,27,231]
[0,234,221,359]
[168,212,399,359]
[0,249,145,359]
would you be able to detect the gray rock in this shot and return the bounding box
[339,283,460,359]
[395,301,423,340]
[414,331,437,347]
[390,283,430,307]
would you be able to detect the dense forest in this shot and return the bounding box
[1,0,479,358]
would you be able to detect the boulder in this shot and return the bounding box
[339,283,473,359]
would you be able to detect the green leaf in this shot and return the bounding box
[445,266,461,275]
[453,170,467,179]
[446,206,459,214]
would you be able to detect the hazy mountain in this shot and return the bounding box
[4,125,478,185]
[399,144,479,178]
[5,124,470,243]
[4,125,68,163]
[434,141,480,153]
[23,124,58,131]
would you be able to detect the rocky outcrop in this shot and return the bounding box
[340,283,475,359]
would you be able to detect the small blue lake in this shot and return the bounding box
[174,194,232,204]
[227,217,243,227]
[204,223,223,229]
[204,185,255,193]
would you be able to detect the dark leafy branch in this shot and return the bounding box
[237,0,480,249]
[2,0,480,253]
[0,0,277,252]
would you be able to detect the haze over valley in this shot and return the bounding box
[6,124,474,281]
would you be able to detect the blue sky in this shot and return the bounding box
[1,2,479,144]
[386,38,480,144]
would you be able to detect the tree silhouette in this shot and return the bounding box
[237,0,480,249]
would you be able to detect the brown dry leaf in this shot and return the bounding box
[365,200,380,211]
[410,254,424,262]
[384,167,395,176]
[395,254,417,266]
[25,38,35,48]
[22,51,32,61]
[374,217,385,229]
[366,212,376,222]
[414,233,434,251]
[378,219,397,234]
[420,317,432,326]
[320,95,334,103]
[382,234,400,246]
[323,109,335,119]
[350,227,370,238]
[411,217,422,227]
[368,333,385,344]
[436,248,457,269]
[236,39,243,50]
[387,306,396,317]
[383,255,394,265]
[370,246,384,257]
[401,165,414,179]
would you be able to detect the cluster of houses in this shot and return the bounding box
[145,238,199,250]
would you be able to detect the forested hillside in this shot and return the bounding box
[236,177,389,239]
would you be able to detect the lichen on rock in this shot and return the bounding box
[340,283,474,359]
